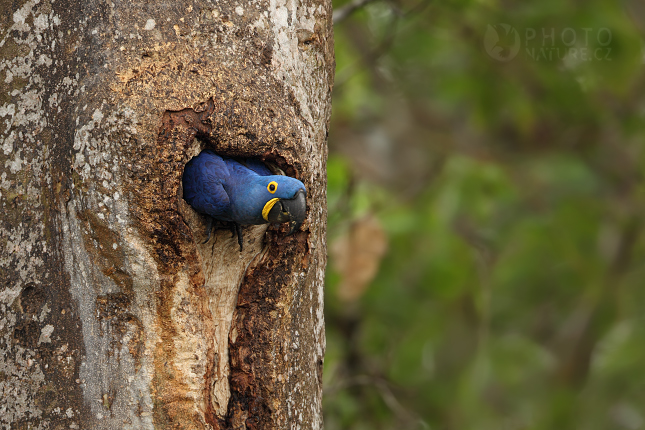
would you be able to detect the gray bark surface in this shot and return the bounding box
[0,0,333,427]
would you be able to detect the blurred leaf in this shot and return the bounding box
[331,214,389,302]
[324,0,645,428]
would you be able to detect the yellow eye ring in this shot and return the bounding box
[267,181,278,194]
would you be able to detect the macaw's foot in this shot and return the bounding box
[235,223,243,252]
[224,222,244,251]
[201,218,244,251]
[202,216,214,244]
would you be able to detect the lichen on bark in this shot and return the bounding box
[1,0,333,427]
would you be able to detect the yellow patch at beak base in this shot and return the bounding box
[262,198,280,221]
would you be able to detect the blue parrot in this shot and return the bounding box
[182,149,307,251]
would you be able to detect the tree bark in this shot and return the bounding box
[0,0,333,427]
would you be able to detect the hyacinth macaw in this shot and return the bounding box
[182,149,307,251]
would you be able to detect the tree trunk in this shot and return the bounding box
[0,0,333,427]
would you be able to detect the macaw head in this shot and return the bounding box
[252,175,307,235]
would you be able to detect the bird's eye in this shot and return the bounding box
[267,181,278,194]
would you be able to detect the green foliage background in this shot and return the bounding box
[323,1,645,428]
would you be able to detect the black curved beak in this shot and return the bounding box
[266,189,307,235]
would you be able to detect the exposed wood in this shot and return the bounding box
[0,0,334,427]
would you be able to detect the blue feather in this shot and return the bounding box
[239,158,273,176]
[182,150,307,240]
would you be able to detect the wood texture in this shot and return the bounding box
[0,0,333,427]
